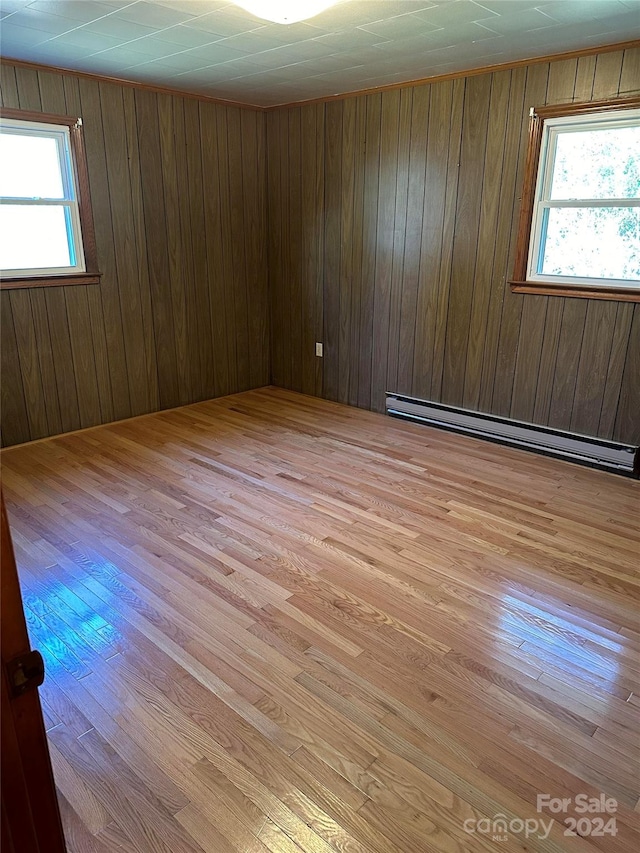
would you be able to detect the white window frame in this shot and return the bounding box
[526,107,640,291]
[1,117,87,279]
[511,97,640,302]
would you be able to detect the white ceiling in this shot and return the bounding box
[1,0,639,107]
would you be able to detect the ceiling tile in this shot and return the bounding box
[153,1,230,13]
[85,45,167,64]
[1,21,52,46]
[200,28,289,53]
[1,0,638,107]
[177,40,250,64]
[109,0,197,27]
[235,47,299,67]
[21,46,89,66]
[312,28,393,49]
[228,39,337,68]
[145,24,222,47]
[289,56,362,77]
[82,16,160,39]
[181,8,264,36]
[0,0,32,12]
[130,50,211,69]
[265,40,339,60]
[412,0,499,26]
[471,0,540,13]
[250,21,331,41]
[75,53,143,72]
[48,29,124,51]
[24,2,124,23]
[5,8,77,34]
[538,0,634,24]
[358,13,443,39]
[321,2,438,26]
[371,23,498,54]
[207,58,268,76]
[476,9,557,35]
[163,68,224,85]
[232,66,302,84]
[105,36,181,57]
[118,65,181,81]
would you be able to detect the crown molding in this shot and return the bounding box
[2,38,639,113]
[268,38,640,110]
[0,56,266,111]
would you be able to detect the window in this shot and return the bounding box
[0,108,99,289]
[511,97,640,302]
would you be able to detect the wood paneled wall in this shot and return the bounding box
[0,63,269,447]
[2,49,638,449]
[267,47,640,445]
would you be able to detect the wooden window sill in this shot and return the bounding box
[0,272,101,291]
[509,280,640,302]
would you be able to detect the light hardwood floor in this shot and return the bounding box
[1,386,638,853]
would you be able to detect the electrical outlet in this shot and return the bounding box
[315,342,323,357]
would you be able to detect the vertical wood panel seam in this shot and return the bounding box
[434,79,465,399]
[601,306,631,436]
[128,86,160,411]
[404,87,429,395]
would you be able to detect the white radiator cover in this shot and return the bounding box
[385,393,639,476]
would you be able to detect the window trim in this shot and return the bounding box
[509,96,640,303]
[0,107,100,290]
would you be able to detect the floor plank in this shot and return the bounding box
[1,387,638,852]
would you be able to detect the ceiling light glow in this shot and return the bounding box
[231,1,341,25]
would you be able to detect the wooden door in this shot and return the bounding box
[1,495,67,852]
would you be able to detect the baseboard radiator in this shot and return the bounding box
[385,393,639,477]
